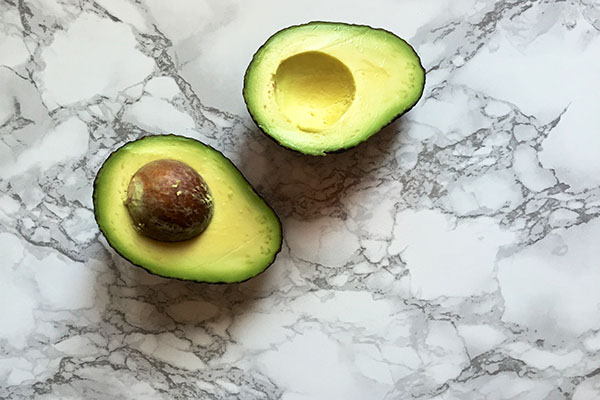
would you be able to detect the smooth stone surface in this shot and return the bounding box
[1,0,600,399]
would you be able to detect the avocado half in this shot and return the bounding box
[243,22,425,155]
[93,135,282,283]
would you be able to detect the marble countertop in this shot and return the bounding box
[1,0,600,399]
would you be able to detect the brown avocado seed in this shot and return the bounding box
[125,159,213,242]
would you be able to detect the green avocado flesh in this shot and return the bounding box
[93,135,282,283]
[243,22,425,155]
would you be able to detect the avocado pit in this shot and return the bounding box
[125,159,213,242]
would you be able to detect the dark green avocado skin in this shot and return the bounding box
[242,21,426,156]
[92,134,283,285]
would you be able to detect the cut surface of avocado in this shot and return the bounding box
[93,135,282,283]
[244,22,425,155]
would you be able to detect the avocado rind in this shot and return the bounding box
[93,135,282,284]
[243,21,426,156]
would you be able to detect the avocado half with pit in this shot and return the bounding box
[243,22,425,155]
[93,135,282,283]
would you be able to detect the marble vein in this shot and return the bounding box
[1,0,600,399]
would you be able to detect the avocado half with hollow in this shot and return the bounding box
[93,135,282,283]
[243,22,425,155]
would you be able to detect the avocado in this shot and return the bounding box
[93,135,282,283]
[243,22,425,155]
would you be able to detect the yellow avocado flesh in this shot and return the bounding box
[274,51,356,133]
[93,135,282,283]
[244,22,425,155]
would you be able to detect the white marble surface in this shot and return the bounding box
[1,0,600,399]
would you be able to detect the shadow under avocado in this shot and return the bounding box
[237,117,408,220]
[103,244,271,330]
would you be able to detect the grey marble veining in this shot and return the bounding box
[1,0,600,399]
